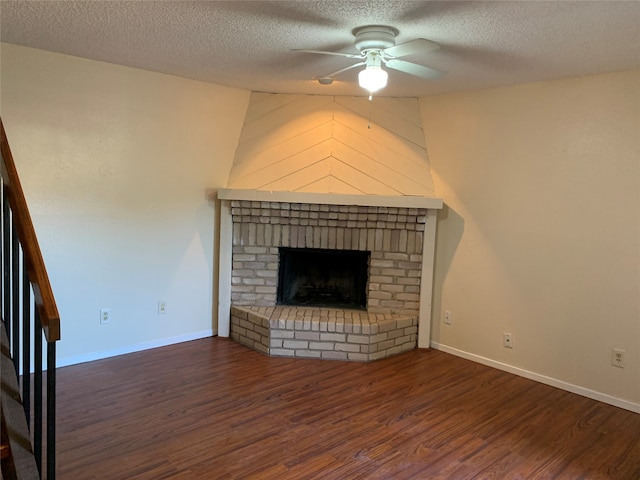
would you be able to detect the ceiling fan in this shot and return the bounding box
[293,25,442,94]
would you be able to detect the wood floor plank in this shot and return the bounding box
[53,338,640,479]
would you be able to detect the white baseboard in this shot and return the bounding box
[430,342,640,414]
[57,330,215,368]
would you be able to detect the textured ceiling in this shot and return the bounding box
[1,1,639,97]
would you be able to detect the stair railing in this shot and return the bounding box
[1,118,60,479]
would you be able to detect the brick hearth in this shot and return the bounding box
[231,306,418,361]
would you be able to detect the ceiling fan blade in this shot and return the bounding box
[382,38,440,58]
[319,61,366,79]
[385,59,443,80]
[291,49,362,59]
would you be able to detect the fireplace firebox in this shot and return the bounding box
[277,247,370,309]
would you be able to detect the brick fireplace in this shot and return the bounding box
[215,94,443,360]
[216,189,442,361]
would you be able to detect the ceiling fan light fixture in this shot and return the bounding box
[359,51,388,93]
[295,24,441,94]
[358,66,388,93]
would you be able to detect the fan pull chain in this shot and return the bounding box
[367,94,374,129]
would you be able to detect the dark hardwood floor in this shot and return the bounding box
[55,338,640,479]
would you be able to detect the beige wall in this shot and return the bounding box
[421,71,640,407]
[0,44,250,364]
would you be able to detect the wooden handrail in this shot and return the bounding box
[0,119,60,342]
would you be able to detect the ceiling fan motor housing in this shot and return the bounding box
[353,25,398,52]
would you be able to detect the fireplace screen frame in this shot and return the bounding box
[277,247,370,310]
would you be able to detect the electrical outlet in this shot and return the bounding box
[503,332,513,349]
[158,301,167,315]
[612,348,625,368]
[444,310,453,325]
[100,308,111,325]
